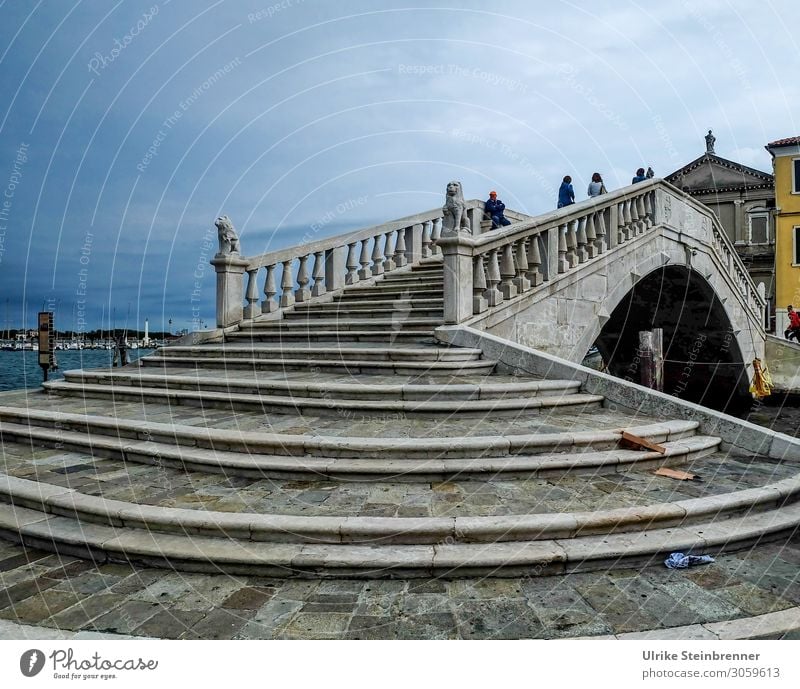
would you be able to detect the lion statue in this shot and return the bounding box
[442,181,471,235]
[215,215,241,255]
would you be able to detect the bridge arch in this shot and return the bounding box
[593,265,751,412]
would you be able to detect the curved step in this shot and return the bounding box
[152,344,481,362]
[225,331,433,343]
[0,406,701,460]
[239,318,440,331]
[1,484,797,578]
[60,369,582,401]
[282,307,444,319]
[42,380,604,418]
[0,422,720,480]
[139,355,497,375]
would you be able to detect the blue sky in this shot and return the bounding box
[0,0,798,332]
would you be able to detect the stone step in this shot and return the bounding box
[151,344,481,362]
[0,423,720,481]
[42,379,604,418]
[59,369,581,401]
[322,297,444,308]
[0,406,700,460]
[237,318,441,331]
[139,355,497,375]
[1,481,796,577]
[337,288,443,299]
[282,307,444,319]
[225,330,433,344]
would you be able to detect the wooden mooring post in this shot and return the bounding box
[639,328,663,391]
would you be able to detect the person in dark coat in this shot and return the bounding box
[558,176,575,208]
[484,191,511,229]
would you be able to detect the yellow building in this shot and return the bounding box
[766,136,800,334]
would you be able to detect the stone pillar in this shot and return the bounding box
[438,235,475,324]
[406,223,424,265]
[733,198,744,245]
[211,254,250,328]
[546,228,558,281]
[325,245,347,292]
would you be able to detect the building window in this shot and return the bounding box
[794,158,800,194]
[794,226,800,265]
[748,212,770,244]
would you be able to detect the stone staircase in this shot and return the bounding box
[0,257,798,579]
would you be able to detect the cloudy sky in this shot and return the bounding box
[0,0,798,332]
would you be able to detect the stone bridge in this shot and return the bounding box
[436,180,766,411]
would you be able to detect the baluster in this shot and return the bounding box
[394,228,407,268]
[585,214,597,259]
[500,244,518,299]
[513,239,531,293]
[358,238,372,280]
[261,264,278,313]
[566,220,578,268]
[382,231,396,272]
[644,191,654,227]
[280,260,295,308]
[595,210,607,254]
[295,254,311,302]
[526,235,543,286]
[630,196,641,235]
[484,249,503,306]
[371,235,385,276]
[421,221,433,258]
[311,251,326,297]
[244,269,259,319]
[473,255,488,314]
[558,223,569,274]
[576,217,588,263]
[623,200,633,240]
[431,218,442,254]
[637,195,647,233]
[345,242,360,285]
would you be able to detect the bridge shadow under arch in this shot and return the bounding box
[594,266,751,414]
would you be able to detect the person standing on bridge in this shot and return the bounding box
[484,190,511,229]
[587,172,607,197]
[558,175,575,208]
[785,305,800,341]
[632,167,647,184]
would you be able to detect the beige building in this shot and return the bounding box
[666,131,775,329]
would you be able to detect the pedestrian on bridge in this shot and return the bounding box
[632,167,647,184]
[484,191,511,229]
[785,305,800,341]
[558,176,575,208]
[587,172,607,197]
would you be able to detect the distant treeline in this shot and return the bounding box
[3,329,175,340]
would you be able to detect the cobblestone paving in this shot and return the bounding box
[1,537,799,639]
[0,442,795,517]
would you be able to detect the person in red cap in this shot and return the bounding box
[484,190,511,230]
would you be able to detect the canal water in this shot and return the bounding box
[0,349,154,392]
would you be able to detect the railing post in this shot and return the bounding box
[500,244,518,300]
[473,255,488,314]
[406,223,424,264]
[547,227,558,279]
[211,254,249,328]
[438,234,475,324]
[394,228,407,268]
[295,254,311,302]
[608,205,619,248]
[262,264,278,314]
[312,251,326,297]
[326,245,347,291]
[243,268,260,319]
[280,260,295,308]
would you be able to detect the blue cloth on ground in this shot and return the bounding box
[664,552,715,569]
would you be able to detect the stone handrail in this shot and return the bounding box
[212,200,487,327]
[437,179,765,329]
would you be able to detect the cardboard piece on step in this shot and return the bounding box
[620,431,666,454]
[654,467,699,481]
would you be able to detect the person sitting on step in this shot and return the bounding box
[484,190,511,229]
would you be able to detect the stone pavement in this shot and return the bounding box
[1,535,800,640]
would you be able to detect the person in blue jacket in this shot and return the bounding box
[558,176,575,208]
[484,191,511,229]
[632,167,647,184]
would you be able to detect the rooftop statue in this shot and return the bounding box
[215,215,241,255]
[705,129,716,154]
